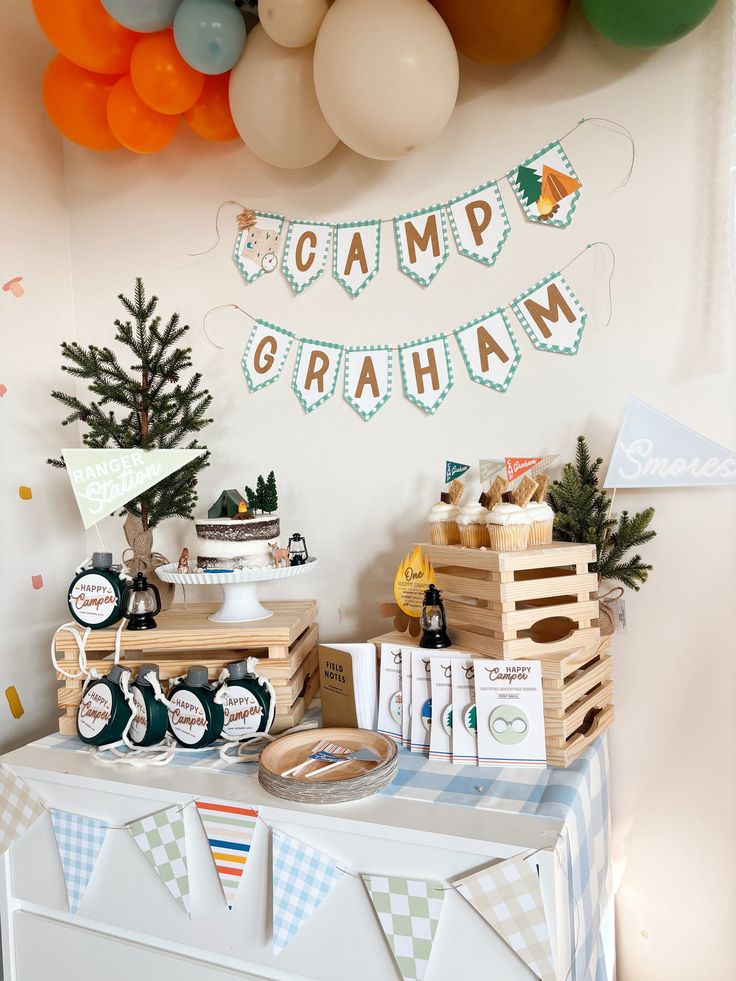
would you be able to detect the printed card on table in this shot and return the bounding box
[429,654,469,762]
[400,647,414,748]
[377,643,404,744]
[450,658,477,766]
[409,650,434,754]
[474,660,546,767]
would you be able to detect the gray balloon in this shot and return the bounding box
[174,0,246,75]
[100,0,182,32]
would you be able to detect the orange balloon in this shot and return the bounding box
[106,75,179,153]
[32,0,138,74]
[430,0,570,65]
[184,73,238,142]
[130,31,205,115]
[43,55,122,150]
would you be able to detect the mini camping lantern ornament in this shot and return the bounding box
[288,533,309,566]
[419,584,451,649]
[122,573,161,631]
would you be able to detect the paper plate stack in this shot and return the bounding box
[259,727,398,804]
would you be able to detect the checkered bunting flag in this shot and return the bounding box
[0,764,45,855]
[127,805,190,916]
[49,809,109,916]
[271,830,344,956]
[194,798,259,910]
[453,855,555,981]
[362,876,444,981]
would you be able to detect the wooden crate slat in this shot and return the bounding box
[434,571,503,602]
[419,541,595,573]
[442,598,599,634]
[544,655,613,708]
[275,646,319,705]
[546,705,615,766]
[498,573,598,604]
[544,681,614,734]
[271,670,321,733]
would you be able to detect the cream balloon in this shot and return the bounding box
[229,26,339,169]
[260,0,330,48]
[313,0,458,161]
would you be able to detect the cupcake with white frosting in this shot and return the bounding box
[457,502,490,549]
[487,503,532,552]
[428,501,460,545]
[525,501,555,545]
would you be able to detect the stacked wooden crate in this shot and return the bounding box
[54,600,319,736]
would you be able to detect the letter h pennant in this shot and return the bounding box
[398,334,453,414]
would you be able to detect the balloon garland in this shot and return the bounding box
[34,0,721,161]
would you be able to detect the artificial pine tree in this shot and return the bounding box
[48,278,212,531]
[262,471,278,514]
[548,436,656,590]
[515,165,542,206]
[255,475,266,511]
[244,484,259,513]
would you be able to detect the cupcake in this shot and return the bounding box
[487,503,532,552]
[525,501,555,545]
[457,503,490,548]
[428,501,460,545]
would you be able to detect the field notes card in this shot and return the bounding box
[319,644,378,729]
[451,658,477,765]
[474,660,546,767]
[377,642,404,743]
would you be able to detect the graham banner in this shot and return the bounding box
[511,273,587,355]
[454,309,520,393]
[292,338,344,413]
[343,344,392,420]
[241,319,295,392]
[398,334,454,415]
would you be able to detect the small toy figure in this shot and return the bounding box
[177,547,190,574]
[269,542,290,568]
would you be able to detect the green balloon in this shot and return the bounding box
[581,0,718,48]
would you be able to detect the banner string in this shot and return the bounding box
[188,117,635,257]
[201,241,616,351]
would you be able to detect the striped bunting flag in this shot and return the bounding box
[195,798,259,910]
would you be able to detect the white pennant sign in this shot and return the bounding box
[292,338,344,413]
[241,319,295,392]
[394,206,449,287]
[398,334,453,414]
[333,220,381,297]
[512,272,587,355]
[61,448,205,529]
[343,345,392,420]
[282,221,332,294]
[446,180,510,266]
[454,309,521,392]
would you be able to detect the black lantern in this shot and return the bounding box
[121,573,161,631]
[288,533,309,566]
[419,583,451,649]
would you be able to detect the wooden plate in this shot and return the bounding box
[258,727,398,804]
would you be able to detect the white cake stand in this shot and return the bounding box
[156,558,317,623]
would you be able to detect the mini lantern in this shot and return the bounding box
[419,583,451,649]
[121,573,161,631]
[288,533,309,566]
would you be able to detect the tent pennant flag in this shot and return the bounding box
[50,808,108,917]
[127,805,190,916]
[194,799,259,911]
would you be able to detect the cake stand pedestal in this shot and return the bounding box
[156,558,318,623]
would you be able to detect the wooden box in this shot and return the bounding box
[54,600,320,736]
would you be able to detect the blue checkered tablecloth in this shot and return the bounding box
[33,729,611,980]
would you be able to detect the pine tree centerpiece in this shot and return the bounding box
[245,471,278,514]
[548,437,656,613]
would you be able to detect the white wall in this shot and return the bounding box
[5,2,736,978]
[0,3,82,752]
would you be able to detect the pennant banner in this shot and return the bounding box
[0,765,45,856]
[479,455,559,486]
[394,205,449,287]
[282,221,332,294]
[604,397,736,488]
[454,309,520,393]
[445,461,470,483]
[344,345,392,420]
[333,220,381,297]
[127,805,190,915]
[272,830,344,956]
[507,140,581,228]
[195,799,258,911]
[50,808,108,917]
[453,856,555,981]
[511,272,587,355]
[61,448,205,529]
[241,319,295,392]
[292,338,344,413]
[398,334,453,415]
[505,457,543,483]
[233,211,283,282]
[363,875,444,981]
[446,180,510,266]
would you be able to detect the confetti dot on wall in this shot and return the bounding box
[5,686,24,719]
[18,486,32,500]
[31,574,44,590]
[0,384,7,397]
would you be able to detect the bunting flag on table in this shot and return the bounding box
[282,221,332,294]
[292,338,344,413]
[445,180,510,266]
[241,319,295,392]
[507,141,581,228]
[343,345,392,420]
[453,856,555,981]
[398,334,453,414]
[0,765,45,855]
[362,875,444,981]
[333,220,381,297]
[50,808,108,917]
[233,212,284,283]
[511,273,587,355]
[454,309,521,393]
[127,805,190,915]
[194,799,259,911]
[394,205,449,287]
[271,830,344,956]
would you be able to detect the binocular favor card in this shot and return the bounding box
[474,660,546,767]
[450,658,477,765]
[377,642,404,743]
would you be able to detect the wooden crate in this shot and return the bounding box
[54,601,319,736]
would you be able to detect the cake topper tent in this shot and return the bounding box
[208,489,246,518]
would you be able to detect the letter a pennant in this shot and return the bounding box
[242,319,295,392]
[362,875,444,981]
[292,338,344,413]
[272,830,344,956]
[127,805,190,915]
[454,309,521,392]
[511,272,587,355]
[50,808,109,916]
[343,345,392,420]
[194,798,259,910]
[333,220,381,297]
[398,334,453,414]
[394,205,449,287]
